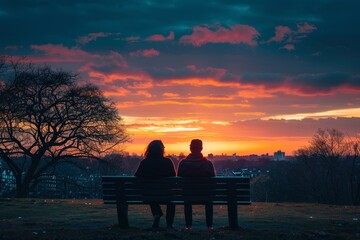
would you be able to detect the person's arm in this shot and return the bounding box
[177,161,184,176]
[167,158,177,176]
[171,161,177,176]
[208,161,216,177]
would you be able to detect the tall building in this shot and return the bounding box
[274,150,285,161]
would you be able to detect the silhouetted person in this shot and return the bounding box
[134,140,176,229]
[178,139,216,230]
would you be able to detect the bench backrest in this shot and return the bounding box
[102,176,251,205]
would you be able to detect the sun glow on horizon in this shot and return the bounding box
[121,138,309,156]
[120,107,360,156]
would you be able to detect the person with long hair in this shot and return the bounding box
[134,140,176,229]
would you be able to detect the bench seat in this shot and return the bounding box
[102,176,251,229]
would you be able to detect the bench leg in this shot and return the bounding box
[227,203,238,229]
[116,202,129,228]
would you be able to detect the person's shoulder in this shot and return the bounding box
[178,158,188,166]
[140,158,149,162]
[205,159,214,166]
[202,157,212,163]
[139,158,151,165]
[179,157,188,162]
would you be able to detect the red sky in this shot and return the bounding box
[2,1,360,156]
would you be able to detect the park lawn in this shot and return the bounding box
[0,198,359,240]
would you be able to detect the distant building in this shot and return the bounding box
[1,169,16,194]
[233,168,264,178]
[34,174,58,198]
[274,150,285,161]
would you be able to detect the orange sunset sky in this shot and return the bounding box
[2,1,360,155]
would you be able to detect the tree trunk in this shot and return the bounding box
[15,174,31,198]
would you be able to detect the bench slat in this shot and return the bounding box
[102,176,250,184]
[103,200,251,205]
[102,189,250,195]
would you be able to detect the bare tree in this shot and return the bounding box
[0,61,128,197]
[295,128,354,204]
[347,139,360,205]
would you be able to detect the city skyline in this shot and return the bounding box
[1,1,360,155]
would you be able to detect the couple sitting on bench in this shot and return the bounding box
[134,139,215,230]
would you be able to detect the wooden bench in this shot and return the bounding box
[102,176,251,229]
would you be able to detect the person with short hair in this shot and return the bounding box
[178,139,216,230]
[134,140,176,229]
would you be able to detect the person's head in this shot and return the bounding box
[144,140,165,159]
[190,139,203,153]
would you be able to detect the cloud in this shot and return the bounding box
[146,31,174,41]
[31,44,128,70]
[220,71,360,95]
[102,87,131,98]
[148,64,360,96]
[5,45,22,51]
[268,22,317,46]
[148,65,227,82]
[112,78,153,89]
[281,44,295,51]
[228,117,360,140]
[234,112,266,117]
[29,44,158,94]
[180,24,259,47]
[268,26,292,43]
[163,92,180,98]
[77,32,114,45]
[312,51,321,56]
[237,89,274,99]
[239,72,287,88]
[126,36,141,42]
[130,49,160,58]
[296,22,317,34]
[31,44,98,62]
[134,90,152,98]
[262,107,360,120]
[242,72,360,95]
[290,72,358,94]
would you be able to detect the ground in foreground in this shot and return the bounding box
[0,199,359,240]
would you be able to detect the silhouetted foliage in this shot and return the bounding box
[0,58,128,197]
[294,129,360,205]
[251,128,360,205]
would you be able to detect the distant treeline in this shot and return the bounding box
[1,129,359,205]
[251,129,360,205]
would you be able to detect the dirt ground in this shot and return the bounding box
[0,198,359,240]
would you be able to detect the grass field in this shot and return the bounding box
[0,198,359,240]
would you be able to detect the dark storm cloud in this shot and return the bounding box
[146,65,224,81]
[1,0,358,55]
[291,72,360,93]
[0,0,253,46]
[241,73,286,85]
[1,0,359,80]
[0,1,322,43]
[112,79,151,89]
[220,72,286,89]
